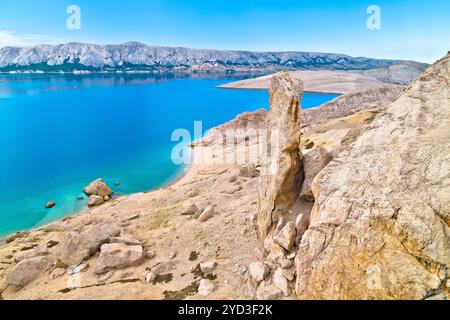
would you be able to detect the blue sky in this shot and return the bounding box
[0,0,448,63]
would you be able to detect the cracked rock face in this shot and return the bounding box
[296,53,450,300]
[257,72,303,239]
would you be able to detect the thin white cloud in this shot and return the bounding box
[0,30,51,48]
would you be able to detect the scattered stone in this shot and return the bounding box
[46,240,59,249]
[6,231,29,244]
[87,195,105,207]
[45,201,56,209]
[274,222,296,251]
[248,261,269,284]
[169,251,177,260]
[97,271,114,283]
[239,164,259,178]
[146,250,156,260]
[94,243,144,274]
[256,281,283,300]
[6,256,53,288]
[198,206,215,222]
[83,178,113,198]
[272,267,290,296]
[198,279,215,296]
[49,268,66,280]
[280,259,293,269]
[181,204,199,216]
[200,261,217,274]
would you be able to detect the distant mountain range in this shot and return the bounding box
[0,42,428,74]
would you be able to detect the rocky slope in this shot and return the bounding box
[295,53,450,300]
[0,42,423,73]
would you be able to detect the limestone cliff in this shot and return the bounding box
[295,53,450,300]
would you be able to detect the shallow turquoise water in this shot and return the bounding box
[0,73,339,237]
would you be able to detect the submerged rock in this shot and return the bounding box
[45,201,56,209]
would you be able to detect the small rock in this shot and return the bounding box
[256,281,283,300]
[295,214,309,245]
[145,272,156,283]
[49,268,66,280]
[97,271,114,283]
[200,261,217,274]
[248,261,269,284]
[229,175,238,183]
[198,279,215,296]
[94,243,143,274]
[198,206,215,222]
[45,201,56,209]
[83,178,113,198]
[87,195,105,207]
[181,204,198,216]
[274,222,296,251]
[103,196,110,201]
[282,269,295,282]
[272,267,290,296]
[146,250,156,260]
[6,231,29,244]
[286,252,296,260]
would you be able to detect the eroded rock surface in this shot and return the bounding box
[296,53,450,300]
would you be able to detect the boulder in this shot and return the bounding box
[198,279,215,296]
[258,72,303,239]
[274,222,296,251]
[198,206,215,222]
[83,178,113,198]
[6,256,53,288]
[299,147,333,201]
[94,243,144,274]
[87,195,105,207]
[248,261,269,284]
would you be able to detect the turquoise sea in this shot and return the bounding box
[0,73,339,238]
